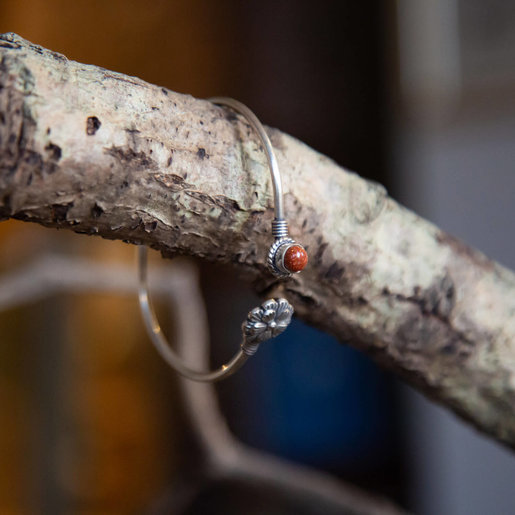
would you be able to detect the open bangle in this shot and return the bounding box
[137,97,307,382]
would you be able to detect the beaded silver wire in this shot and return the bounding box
[137,97,307,382]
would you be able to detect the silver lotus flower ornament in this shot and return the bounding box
[241,299,294,355]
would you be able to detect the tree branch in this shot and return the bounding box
[1,33,514,449]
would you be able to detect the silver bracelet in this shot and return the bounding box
[137,97,308,382]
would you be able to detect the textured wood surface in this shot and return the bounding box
[1,33,515,450]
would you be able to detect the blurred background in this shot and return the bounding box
[0,1,514,513]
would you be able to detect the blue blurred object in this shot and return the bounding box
[227,318,395,474]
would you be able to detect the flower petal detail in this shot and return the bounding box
[241,298,294,345]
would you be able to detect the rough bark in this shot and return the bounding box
[1,33,514,450]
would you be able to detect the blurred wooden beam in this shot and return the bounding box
[1,33,515,451]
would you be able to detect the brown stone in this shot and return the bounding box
[284,244,308,273]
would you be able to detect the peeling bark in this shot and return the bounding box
[1,33,515,450]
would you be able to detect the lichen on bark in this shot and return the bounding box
[1,32,515,450]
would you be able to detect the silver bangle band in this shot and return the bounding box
[137,97,307,382]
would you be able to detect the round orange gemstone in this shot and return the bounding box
[284,245,308,273]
